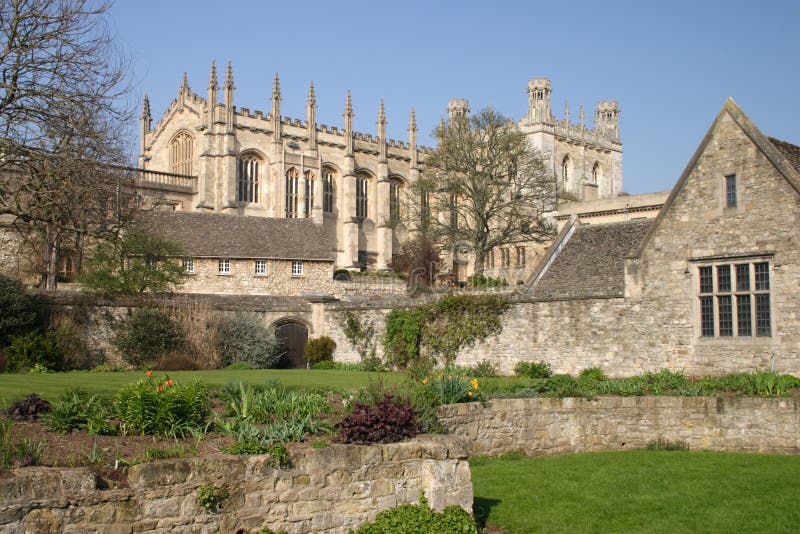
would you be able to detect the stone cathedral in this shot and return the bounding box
[137,62,623,273]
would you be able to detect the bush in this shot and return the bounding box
[44,389,113,434]
[515,360,552,379]
[224,361,254,370]
[216,312,282,369]
[3,394,51,421]
[336,394,421,445]
[0,275,42,347]
[4,331,63,372]
[352,496,477,533]
[152,352,201,371]
[542,374,584,397]
[304,336,336,365]
[48,317,100,371]
[470,359,499,378]
[115,374,210,437]
[579,367,608,382]
[112,309,187,367]
[466,274,508,288]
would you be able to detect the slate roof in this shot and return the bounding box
[136,211,334,261]
[769,137,800,175]
[533,219,652,299]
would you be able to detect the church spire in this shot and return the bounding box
[207,61,218,128]
[208,61,218,90]
[344,90,353,156]
[377,99,386,162]
[271,73,282,145]
[408,107,418,169]
[306,81,317,149]
[224,60,234,89]
[180,72,189,93]
[223,60,234,133]
[141,94,151,123]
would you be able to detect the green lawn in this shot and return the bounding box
[471,450,800,533]
[0,369,401,403]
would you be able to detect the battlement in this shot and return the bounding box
[596,100,619,111]
[528,77,551,90]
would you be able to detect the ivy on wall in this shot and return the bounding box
[384,294,510,367]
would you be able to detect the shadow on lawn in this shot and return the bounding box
[473,497,502,530]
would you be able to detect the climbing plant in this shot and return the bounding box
[341,311,381,370]
[384,294,510,367]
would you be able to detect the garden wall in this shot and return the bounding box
[438,396,800,456]
[0,435,472,534]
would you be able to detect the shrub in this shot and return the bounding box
[224,361,253,370]
[112,309,187,367]
[336,394,421,445]
[644,369,687,394]
[304,336,336,365]
[115,374,210,437]
[470,359,499,378]
[646,438,689,451]
[515,360,552,379]
[91,362,125,372]
[197,484,228,513]
[47,313,99,371]
[216,312,282,369]
[352,495,477,533]
[4,331,63,372]
[152,352,201,371]
[542,374,584,397]
[3,394,51,421]
[579,367,608,382]
[0,275,42,347]
[223,439,270,455]
[466,273,507,288]
[44,389,113,434]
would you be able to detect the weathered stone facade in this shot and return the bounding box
[438,397,800,457]
[0,436,472,534]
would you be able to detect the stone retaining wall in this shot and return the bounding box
[438,396,800,456]
[0,435,472,534]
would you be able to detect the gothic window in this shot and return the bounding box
[304,171,315,218]
[516,247,526,267]
[285,168,300,218]
[420,189,431,227]
[485,250,495,270]
[355,174,368,219]
[389,178,403,221]
[170,132,194,175]
[323,169,336,213]
[237,153,260,203]
[698,260,771,338]
[561,156,573,188]
[501,249,510,268]
[592,162,602,184]
[449,194,458,229]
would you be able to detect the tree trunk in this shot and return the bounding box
[40,222,60,290]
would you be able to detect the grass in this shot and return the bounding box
[0,369,401,403]
[471,450,800,533]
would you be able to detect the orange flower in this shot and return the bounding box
[146,370,153,378]
[165,379,174,386]
[157,385,163,392]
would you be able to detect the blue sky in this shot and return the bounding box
[110,0,800,195]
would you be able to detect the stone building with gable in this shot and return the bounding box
[136,65,623,279]
[456,98,800,376]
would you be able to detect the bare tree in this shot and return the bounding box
[411,107,558,275]
[0,0,134,289]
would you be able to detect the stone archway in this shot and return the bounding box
[275,321,308,369]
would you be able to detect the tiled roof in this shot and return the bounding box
[533,219,652,299]
[136,211,334,261]
[768,137,800,176]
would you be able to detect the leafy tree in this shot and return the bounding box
[112,308,187,367]
[413,107,557,274]
[0,0,135,289]
[80,232,187,295]
[0,274,42,345]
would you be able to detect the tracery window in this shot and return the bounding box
[561,156,573,188]
[237,154,260,203]
[304,171,315,218]
[592,162,602,184]
[285,168,299,218]
[356,174,368,219]
[323,169,335,213]
[389,178,403,221]
[170,132,194,175]
[449,194,458,229]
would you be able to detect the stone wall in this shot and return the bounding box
[0,435,472,534]
[438,397,800,457]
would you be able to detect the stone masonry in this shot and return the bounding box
[0,435,472,534]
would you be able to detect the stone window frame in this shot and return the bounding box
[516,246,526,267]
[182,258,194,274]
[303,171,315,218]
[355,174,369,220]
[169,130,194,176]
[322,168,336,214]
[592,162,602,184]
[291,260,304,277]
[286,167,300,218]
[725,174,738,209]
[218,258,231,275]
[500,248,511,269]
[692,255,773,341]
[237,153,261,204]
[254,259,267,276]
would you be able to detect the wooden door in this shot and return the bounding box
[276,322,308,369]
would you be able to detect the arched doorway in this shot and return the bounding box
[275,321,308,369]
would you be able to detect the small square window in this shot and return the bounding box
[725,174,737,208]
[218,258,231,274]
[291,260,304,277]
[183,258,194,274]
[254,259,267,275]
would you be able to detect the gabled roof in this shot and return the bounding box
[136,211,333,261]
[630,98,800,259]
[532,219,652,299]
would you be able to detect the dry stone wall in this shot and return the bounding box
[438,397,800,457]
[0,435,472,534]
